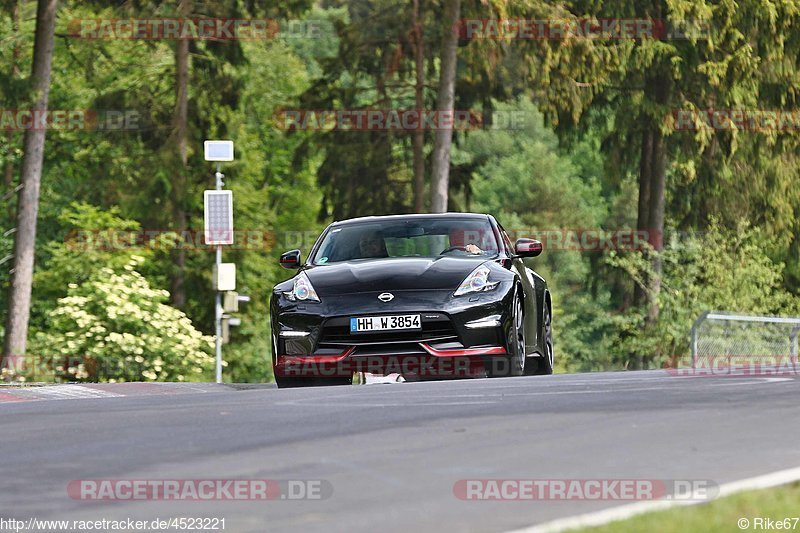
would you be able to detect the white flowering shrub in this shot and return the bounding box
[39,255,215,382]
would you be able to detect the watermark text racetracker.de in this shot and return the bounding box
[453,479,719,501]
[63,228,661,253]
[0,109,140,131]
[272,109,526,131]
[455,18,710,40]
[669,108,800,132]
[67,18,328,40]
[278,354,484,379]
[1,353,159,382]
[668,355,800,377]
[67,479,333,501]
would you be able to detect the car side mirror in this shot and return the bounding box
[279,249,302,269]
[514,238,542,258]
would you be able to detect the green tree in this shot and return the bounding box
[3,0,58,367]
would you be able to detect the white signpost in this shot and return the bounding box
[203,140,234,383]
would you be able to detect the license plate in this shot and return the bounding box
[350,314,421,333]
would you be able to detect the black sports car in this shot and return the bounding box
[270,213,553,387]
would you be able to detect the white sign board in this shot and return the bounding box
[213,263,236,291]
[204,140,234,162]
[204,190,234,245]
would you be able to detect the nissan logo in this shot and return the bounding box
[378,292,394,302]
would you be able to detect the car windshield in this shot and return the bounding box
[310,218,500,264]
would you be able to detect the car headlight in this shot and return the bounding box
[454,265,500,296]
[284,272,320,302]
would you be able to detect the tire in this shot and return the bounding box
[486,292,525,378]
[532,302,554,375]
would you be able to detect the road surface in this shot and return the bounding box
[2,371,799,532]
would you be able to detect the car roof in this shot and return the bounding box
[331,213,494,226]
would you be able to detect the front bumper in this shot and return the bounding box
[272,287,513,378]
[275,345,506,379]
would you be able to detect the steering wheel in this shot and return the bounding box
[440,246,467,254]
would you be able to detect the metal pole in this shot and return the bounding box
[214,163,223,383]
[691,311,709,370]
[790,325,800,366]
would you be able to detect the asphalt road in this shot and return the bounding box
[2,371,799,532]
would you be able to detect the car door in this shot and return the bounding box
[496,222,540,353]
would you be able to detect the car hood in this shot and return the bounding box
[303,256,489,295]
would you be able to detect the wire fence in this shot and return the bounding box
[690,311,800,370]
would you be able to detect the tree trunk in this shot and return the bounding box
[3,0,58,367]
[646,127,666,324]
[633,124,653,307]
[169,0,190,309]
[645,74,670,326]
[411,0,425,213]
[4,0,21,196]
[429,0,460,213]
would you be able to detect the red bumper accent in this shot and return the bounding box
[419,343,506,357]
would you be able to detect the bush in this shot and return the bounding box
[28,255,214,382]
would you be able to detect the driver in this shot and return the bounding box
[449,228,484,255]
[358,231,388,258]
[464,243,482,254]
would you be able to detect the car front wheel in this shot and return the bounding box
[486,292,525,378]
[532,302,554,375]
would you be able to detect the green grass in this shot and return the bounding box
[582,482,800,532]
